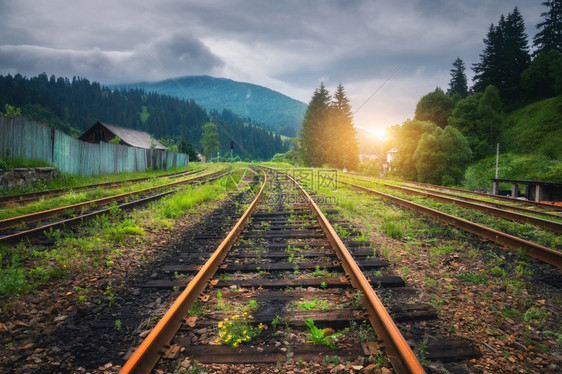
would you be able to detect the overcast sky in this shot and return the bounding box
[0,1,545,137]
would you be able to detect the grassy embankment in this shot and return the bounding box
[464,96,562,190]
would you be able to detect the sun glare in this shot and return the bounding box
[368,127,387,140]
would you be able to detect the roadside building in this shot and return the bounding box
[79,121,166,150]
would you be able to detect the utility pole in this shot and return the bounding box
[495,143,499,179]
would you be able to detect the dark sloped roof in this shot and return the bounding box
[98,122,166,150]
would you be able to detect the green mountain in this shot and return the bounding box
[115,76,307,137]
[0,73,290,161]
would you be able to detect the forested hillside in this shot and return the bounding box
[387,3,562,188]
[0,73,289,161]
[115,75,307,138]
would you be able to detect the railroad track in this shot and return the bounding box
[344,175,562,233]
[120,168,478,373]
[0,168,229,244]
[348,172,562,213]
[0,167,205,207]
[338,179,562,269]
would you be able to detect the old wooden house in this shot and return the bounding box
[79,121,166,150]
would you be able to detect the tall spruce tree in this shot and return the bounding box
[472,22,504,93]
[472,7,530,103]
[447,58,468,97]
[533,0,562,55]
[299,83,359,169]
[502,7,531,102]
[330,84,359,170]
[299,83,331,166]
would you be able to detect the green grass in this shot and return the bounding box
[0,173,234,300]
[380,221,403,239]
[292,299,330,311]
[502,96,562,161]
[488,266,507,277]
[0,166,215,221]
[0,163,205,197]
[463,96,562,190]
[457,273,488,284]
[522,306,548,327]
[464,153,562,191]
[0,156,52,170]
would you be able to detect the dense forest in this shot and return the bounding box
[387,2,562,187]
[116,75,307,138]
[0,73,289,161]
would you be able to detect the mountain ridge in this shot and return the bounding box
[113,75,307,137]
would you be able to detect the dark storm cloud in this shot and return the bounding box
[0,33,223,83]
[0,0,546,130]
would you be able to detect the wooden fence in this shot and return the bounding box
[0,116,188,176]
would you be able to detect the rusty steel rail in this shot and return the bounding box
[342,181,562,268]
[283,172,425,374]
[344,176,562,234]
[0,168,204,206]
[122,168,425,374]
[0,169,223,231]
[120,169,267,374]
[349,174,561,220]
[0,169,229,243]
[348,172,562,212]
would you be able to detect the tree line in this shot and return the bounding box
[388,1,562,185]
[0,73,289,161]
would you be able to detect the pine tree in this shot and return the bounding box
[502,7,531,102]
[472,21,504,93]
[447,58,468,97]
[472,8,530,103]
[534,0,562,55]
[299,83,331,166]
[329,84,359,170]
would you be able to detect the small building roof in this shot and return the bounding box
[83,121,166,150]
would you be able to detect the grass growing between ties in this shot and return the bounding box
[291,299,331,311]
[0,173,234,302]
